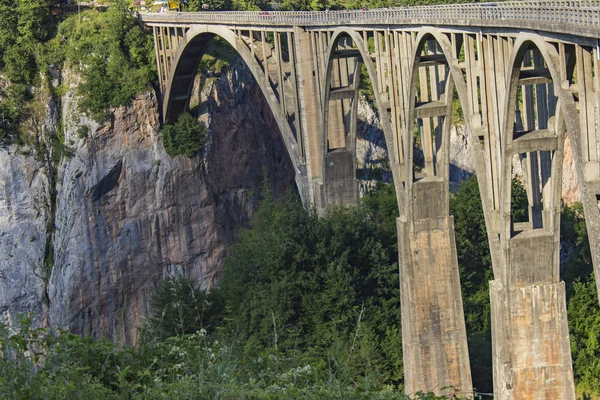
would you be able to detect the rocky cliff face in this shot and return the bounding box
[1,61,295,343]
[0,149,48,328]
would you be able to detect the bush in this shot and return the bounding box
[145,275,224,341]
[1,312,472,399]
[218,187,404,387]
[161,112,208,157]
[57,1,156,121]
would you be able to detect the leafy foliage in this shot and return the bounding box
[161,112,208,157]
[57,1,156,121]
[559,202,600,398]
[449,176,494,393]
[145,275,224,341]
[568,276,600,397]
[0,0,155,143]
[186,0,231,10]
[218,188,404,385]
[197,36,240,75]
[0,0,57,142]
[1,313,470,399]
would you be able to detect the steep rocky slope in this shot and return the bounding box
[1,62,295,343]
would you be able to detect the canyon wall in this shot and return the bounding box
[1,61,295,343]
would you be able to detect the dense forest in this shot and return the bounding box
[1,1,599,399]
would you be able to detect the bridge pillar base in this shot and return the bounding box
[397,215,473,397]
[313,150,357,214]
[490,280,575,400]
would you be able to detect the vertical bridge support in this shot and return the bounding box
[397,198,473,396]
[484,36,576,399]
[397,33,473,396]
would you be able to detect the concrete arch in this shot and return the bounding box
[163,25,307,201]
[500,34,575,242]
[320,28,399,206]
[405,28,475,218]
[493,32,578,400]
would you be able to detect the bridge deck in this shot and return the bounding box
[140,1,600,39]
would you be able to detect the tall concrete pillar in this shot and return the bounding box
[398,177,473,397]
[293,27,324,210]
[491,38,576,399]
[490,230,575,399]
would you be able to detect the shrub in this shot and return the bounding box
[161,113,208,157]
[145,275,224,341]
[57,2,156,121]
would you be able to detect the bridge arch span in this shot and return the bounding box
[163,25,307,200]
[319,28,398,208]
[405,28,474,218]
[494,32,578,399]
[141,9,600,395]
[501,35,572,241]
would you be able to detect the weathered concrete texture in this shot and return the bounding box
[0,149,48,326]
[398,211,472,396]
[490,281,575,399]
[323,150,357,207]
[47,62,294,343]
[508,231,557,286]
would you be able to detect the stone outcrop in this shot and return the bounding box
[1,61,295,343]
[0,149,48,327]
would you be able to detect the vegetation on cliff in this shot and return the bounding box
[0,0,155,143]
[57,1,156,121]
[161,112,209,157]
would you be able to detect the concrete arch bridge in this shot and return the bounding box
[140,3,600,398]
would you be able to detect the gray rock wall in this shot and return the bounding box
[1,61,294,343]
[0,149,48,327]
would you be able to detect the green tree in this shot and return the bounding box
[57,2,156,120]
[568,276,600,398]
[449,176,493,392]
[161,112,208,157]
[219,187,403,385]
[146,276,224,340]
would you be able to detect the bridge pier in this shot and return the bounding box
[490,228,575,399]
[398,179,473,396]
[491,282,574,399]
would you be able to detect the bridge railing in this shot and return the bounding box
[139,1,600,37]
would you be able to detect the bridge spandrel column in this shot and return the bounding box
[293,27,324,209]
[397,179,473,397]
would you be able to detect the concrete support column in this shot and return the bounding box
[322,150,357,208]
[490,232,575,399]
[398,178,473,397]
[491,281,574,399]
[490,36,576,399]
[293,27,323,210]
